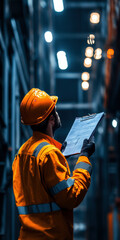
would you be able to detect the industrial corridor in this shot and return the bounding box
[0,0,120,239]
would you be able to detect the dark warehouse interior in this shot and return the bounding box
[0,0,120,239]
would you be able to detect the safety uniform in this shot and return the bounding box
[12,131,92,240]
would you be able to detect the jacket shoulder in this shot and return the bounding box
[37,142,59,160]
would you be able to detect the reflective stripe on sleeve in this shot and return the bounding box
[74,161,92,175]
[32,142,49,157]
[17,202,60,215]
[49,178,75,196]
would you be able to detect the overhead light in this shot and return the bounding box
[95,48,102,55]
[57,51,68,70]
[28,0,33,8]
[87,34,95,45]
[112,119,117,128]
[94,54,102,59]
[84,58,92,68]
[44,31,53,43]
[53,0,64,12]
[90,12,100,24]
[81,81,89,91]
[81,72,90,81]
[94,48,102,59]
[85,47,93,58]
[107,48,114,59]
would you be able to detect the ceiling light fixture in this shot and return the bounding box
[57,51,68,70]
[53,0,64,12]
[85,47,93,58]
[95,48,102,55]
[81,72,90,81]
[84,58,92,68]
[44,31,53,43]
[112,119,117,128]
[87,34,95,45]
[90,12,100,24]
[81,81,89,91]
[94,48,102,59]
[94,54,102,60]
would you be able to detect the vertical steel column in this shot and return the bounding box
[11,54,16,240]
[102,117,109,239]
[0,1,10,236]
[28,0,35,88]
[48,0,56,95]
[15,75,20,152]
[2,50,9,236]
[113,206,119,240]
[33,0,44,89]
[116,120,120,240]
[3,52,9,143]
[117,121,120,196]
[12,39,28,94]
[11,55,16,162]
[101,6,108,39]
[37,1,44,89]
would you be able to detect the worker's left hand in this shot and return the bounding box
[80,137,95,158]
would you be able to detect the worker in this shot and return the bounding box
[12,88,95,240]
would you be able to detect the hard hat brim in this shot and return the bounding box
[50,96,58,105]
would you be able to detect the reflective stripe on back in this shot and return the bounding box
[74,161,92,175]
[17,202,60,215]
[49,178,75,196]
[32,141,50,157]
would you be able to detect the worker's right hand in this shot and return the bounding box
[80,137,95,158]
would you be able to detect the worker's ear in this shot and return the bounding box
[49,114,55,126]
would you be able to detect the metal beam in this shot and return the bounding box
[11,19,29,85]
[48,0,56,94]
[28,0,35,88]
[1,46,9,237]
[12,40,28,94]
[33,0,44,88]
[11,55,16,240]
[0,30,5,50]
[3,52,9,142]
[100,7,108,39]
[56,102,95,110]
[55,72,81,79]
[66,2,106,9]
[11,55,16,160]
[15,79,21,152]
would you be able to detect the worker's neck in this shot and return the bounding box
[45,126,54,139]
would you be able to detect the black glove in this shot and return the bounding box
[61,141,67,152]
[80,138,95,158]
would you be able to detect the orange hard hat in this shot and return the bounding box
[20,88,58,125]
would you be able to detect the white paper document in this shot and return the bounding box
[62,112,105,156]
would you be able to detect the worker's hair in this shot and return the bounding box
[30,108,56,133]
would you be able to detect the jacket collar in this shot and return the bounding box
[33,131,62,150]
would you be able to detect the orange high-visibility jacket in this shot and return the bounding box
[12,131,92,240]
